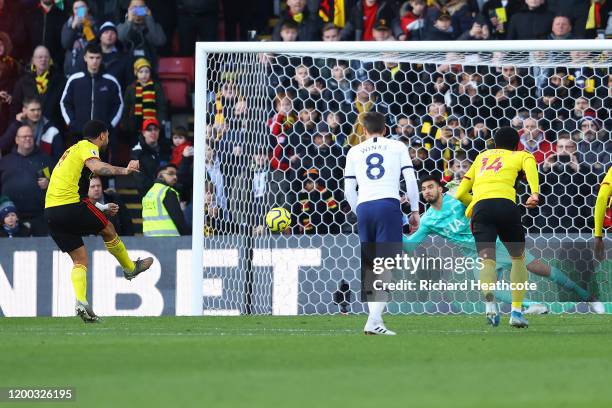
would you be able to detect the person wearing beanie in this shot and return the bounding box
[99,21,132,90]
[0,201,31,238]
[454,126,540,329]
[122,57,167,138]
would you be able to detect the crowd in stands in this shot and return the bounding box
[0,0,610,238]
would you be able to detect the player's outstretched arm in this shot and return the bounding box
[523,154,540,208]
[85,158,139,177]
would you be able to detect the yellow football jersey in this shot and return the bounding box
[594,167,612,237]
[45,140,100,208]
[456,149,539,217]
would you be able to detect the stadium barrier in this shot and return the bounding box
[1,235,609,317]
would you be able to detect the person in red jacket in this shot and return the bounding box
[267,92,299,207]
[169,126,192,167]
[399,0,426,40]
[517,116,555,164]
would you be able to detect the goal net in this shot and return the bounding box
[191,41,612,316]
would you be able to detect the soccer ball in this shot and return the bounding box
[265,207,291,233]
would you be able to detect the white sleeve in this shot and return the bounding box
[344,177,358,213]
[344,151,358,212]
[400,145,420,212]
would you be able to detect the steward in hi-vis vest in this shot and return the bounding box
[141,164,191,237]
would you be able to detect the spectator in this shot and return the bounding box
[11,46,65,129]
[546,0,590,38]
[457,16,492,40]
[429,119,465,173]
[399,0,426,40]
[424,0,474,38]
[122,58,168,140]
[372,20,395,40]
[88,175,134,236]
[117,0,166,71]
[60,43,123,145]
[326,60,353,112]
[321,23,341,41]
[204,148,229,219]
[0,200,31,238]
[279,19,300,42]
[272,0,321,41]
[292,102,320,148]
[442,151,472,195]
[506,0,554,40]
[297,121,346,193]
[176,0,218,55]
[347,80,386,146]
[65,22,133,91]
[100,21,133,90]
[0,1,27,60]
[342,0,402,41]
[423,13,455,41]
[518,116,555,164]
[0,125,52,235]
[324,111,350,146]
[229,149,270,235]
[482,0,523,38]
[23,0,66,67]
[539,134,592,232]
[573,117,610,176]
[268,92,299,207]
[549,15,574,39]
[78,0,127,24]
[209,79,242,140]
[169,126,191,167]
[62,0,99,75]
[0,32,19,134]
[292,169,340,234]
[0,97,63,164]
[142,163,190,236]
[416,101,448,149]
[130,117,161,197]
[391,115,416,142]
[542,134,581,173]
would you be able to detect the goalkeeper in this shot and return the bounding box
[404,174,603,316]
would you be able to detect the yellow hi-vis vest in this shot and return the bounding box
[142,182,180,237]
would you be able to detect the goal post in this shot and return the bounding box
[191,40,612,316]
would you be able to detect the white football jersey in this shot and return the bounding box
[344,136,412,205]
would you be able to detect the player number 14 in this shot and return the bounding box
[480,157,503,173]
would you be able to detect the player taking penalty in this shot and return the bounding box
[455,127,539,328]
[44,120,153,323]
[344,112,420,335]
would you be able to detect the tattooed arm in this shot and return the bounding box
[85,158,139,176]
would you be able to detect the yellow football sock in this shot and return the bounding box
[479,258,497,301]
[104,235,135,272]
[71,264,88,303]
[511,255,529,310]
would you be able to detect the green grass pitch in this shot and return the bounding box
[1,315,612,407]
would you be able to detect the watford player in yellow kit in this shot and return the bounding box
[455,127,539,328]
[594,167,612,261]
[45,120,153,323]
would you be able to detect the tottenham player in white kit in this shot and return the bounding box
[344,112,421,335]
